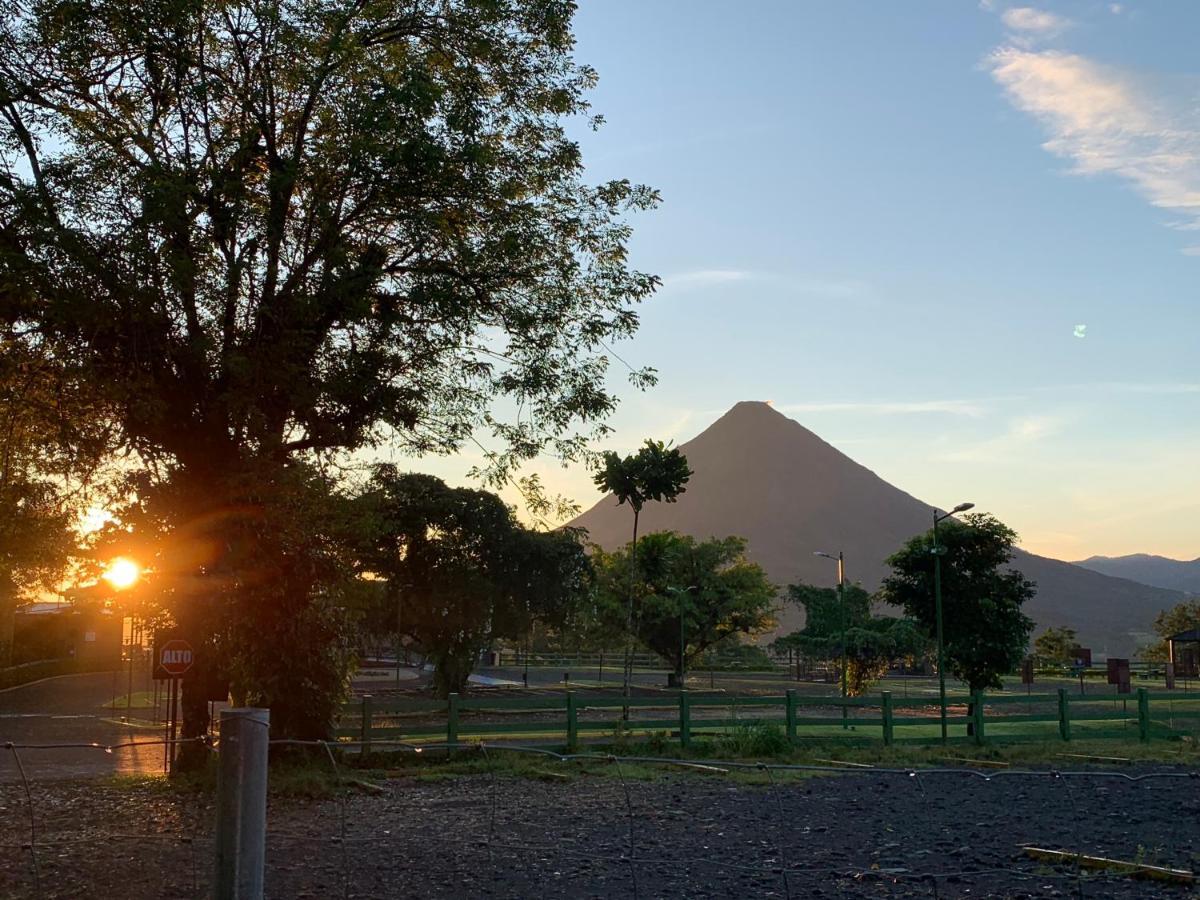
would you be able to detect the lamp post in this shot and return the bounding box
[666,585,697,689]
[931,502,974,743]
[814,551,848,727]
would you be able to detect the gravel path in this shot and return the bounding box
[2,764,1197,898]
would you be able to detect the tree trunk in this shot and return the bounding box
[0,573,15,670]
[621,509,640,709]
[431,643,476,698]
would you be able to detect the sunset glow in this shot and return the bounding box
[102,557,140,590]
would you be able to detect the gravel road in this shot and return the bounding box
[2,763,1197,898]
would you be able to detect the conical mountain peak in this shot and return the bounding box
[570,402,1184,654]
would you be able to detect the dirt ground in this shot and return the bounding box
[2,763,1197,899]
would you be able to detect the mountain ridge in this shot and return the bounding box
[1073,553,1200,595]
[570,401,1184,656]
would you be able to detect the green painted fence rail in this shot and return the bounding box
[338,687,1200,749]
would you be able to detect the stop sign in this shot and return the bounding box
[159,639,194,677]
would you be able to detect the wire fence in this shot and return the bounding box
[3,736,1199,898]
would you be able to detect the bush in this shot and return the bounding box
[715,721,792,758]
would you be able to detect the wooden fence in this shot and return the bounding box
[338,687,1200,751]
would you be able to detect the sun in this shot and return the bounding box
[102,557,141,590]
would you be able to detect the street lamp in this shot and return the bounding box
[932,502,974,743]
[666,585,697,689]
[814,551,848,727]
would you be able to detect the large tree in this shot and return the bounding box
[0,1,657,738]
[777,582,927,696]
[881,513,1036,693]
[592,532,775,687]
[350,468,590,696]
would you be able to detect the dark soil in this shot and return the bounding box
[2,765,1198,898]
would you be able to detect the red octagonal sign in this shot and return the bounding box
[159,639,194,677]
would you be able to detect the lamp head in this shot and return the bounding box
[952,502,975,514]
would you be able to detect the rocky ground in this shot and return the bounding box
[2,763,1197,898]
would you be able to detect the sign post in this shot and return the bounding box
[153,634,195,773]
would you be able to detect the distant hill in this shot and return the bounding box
[1074,554,1200,595]
[570,401,1184,656]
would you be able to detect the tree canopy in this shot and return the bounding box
[1033,625,1078,668]
[880,512,1036,693]
[775,582,927,696]
[0,0,657,736]
[350,468,591,696]
[1141,600,1200,662]
[592,532,776,684]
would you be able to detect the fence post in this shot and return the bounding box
[447,693,459,751]
[785,689,797,743]
[1057,688,1071,741]
[881,691,893,747]
[1137,687,1150,742]
[214,708,270,900]
[971,691,985,745]
[566,690,578,752]
[678,690,691,748]
[360,694,373,755]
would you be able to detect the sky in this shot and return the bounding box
[417,0,1200,562]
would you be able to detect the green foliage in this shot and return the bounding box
[881,512,1036,693]
[593,440,693,517]
[776,582,927,695]
[1141,600,1200,662]
[0,2,657,737]
[1034,626,1078,667]
[715,721,791,759]
[349,467,591,696]
[592,532,776,679]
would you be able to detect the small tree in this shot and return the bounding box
[779,582,927,696]
[1033,626,1078,668]
[881,513,1036,693]
[1140,600,1200,663]
[592,532,775,685]
[592,441,691,696]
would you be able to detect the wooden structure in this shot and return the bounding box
[1168,628,1200,677]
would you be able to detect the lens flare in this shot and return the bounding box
[102,557,140,590]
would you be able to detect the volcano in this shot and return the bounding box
[569,401,1183,656]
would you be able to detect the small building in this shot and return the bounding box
[1167,628,1200,677]
[12,602,123,667]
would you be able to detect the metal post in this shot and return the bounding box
[678,690,691,749]
[785,689,797,742]
[566,691,579,751]
[214,708,270,900]
[933,513,948,744]
[360,695,373,755]
[881,691,894,746]
[679,590,685,689]
[838,552,848,729]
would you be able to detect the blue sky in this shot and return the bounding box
[420,1,1200,561]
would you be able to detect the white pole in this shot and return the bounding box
[215,708,270,899]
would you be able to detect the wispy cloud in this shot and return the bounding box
[1001,7,1074,41]
[937,414,1063,463]
[986,48,1200,235]
[662,269,755,291]
[778,399,989,418]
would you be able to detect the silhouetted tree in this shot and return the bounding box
[350,469,590,696]
[1,1,657,744]
[593,532,774,685]
[881,513,1035,693]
